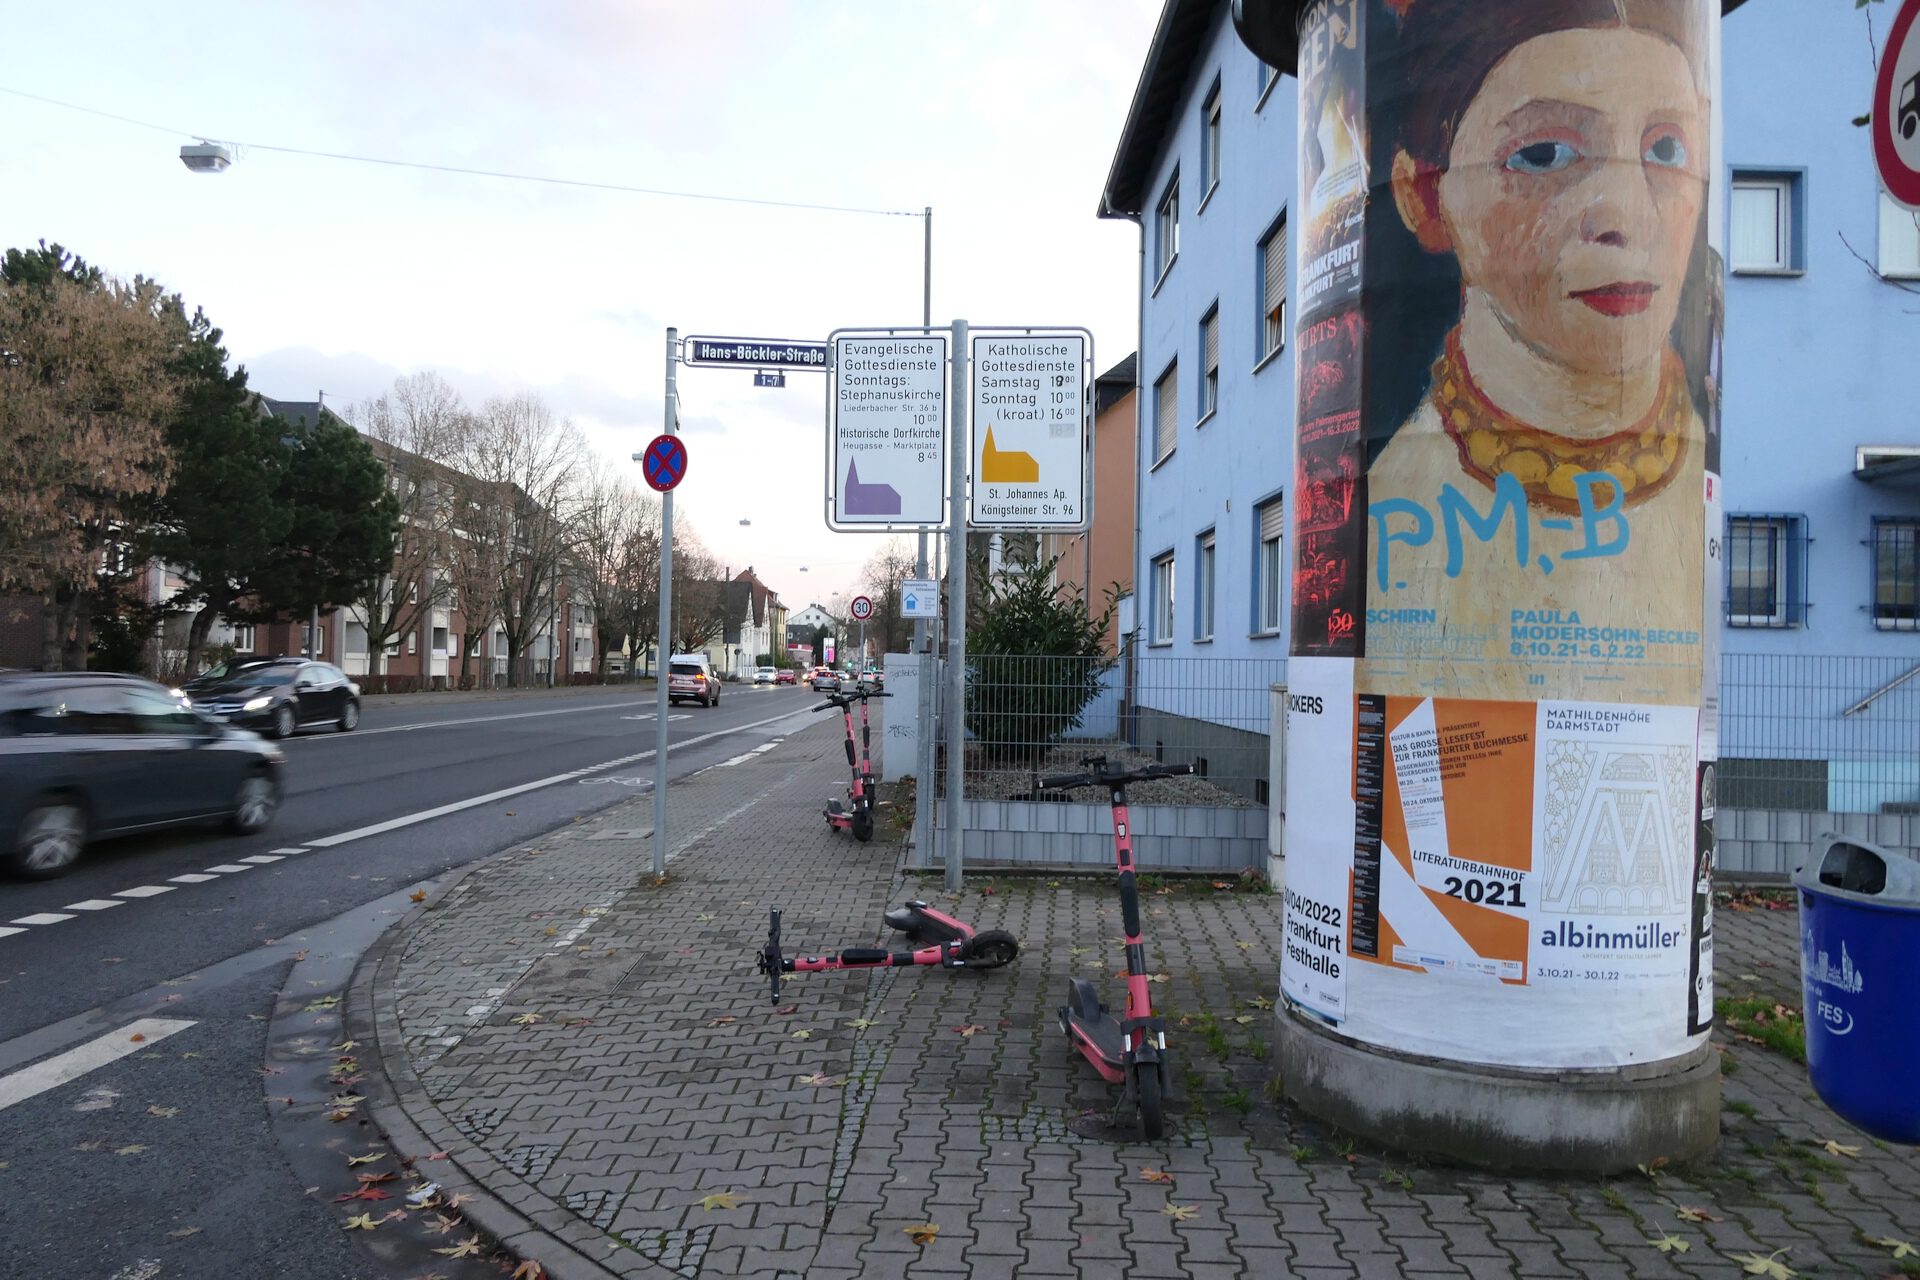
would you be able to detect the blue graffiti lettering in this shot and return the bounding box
[1371,470,1632,591]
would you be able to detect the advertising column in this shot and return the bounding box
[1275,0,1724,1149]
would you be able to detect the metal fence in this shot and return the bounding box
[936,652,1289,806]
[1720,652,1920,814]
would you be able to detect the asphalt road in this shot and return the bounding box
[0,680,822,1280]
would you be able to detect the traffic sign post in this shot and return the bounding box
[641,433,688,493]
[968,331,1092,530]
[1875,0,1920,209]
[827,330,950,530]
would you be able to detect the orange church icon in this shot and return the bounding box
[980,426,1039,483]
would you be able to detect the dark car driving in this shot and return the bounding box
[182,656,361,738]
[0,671,284,879]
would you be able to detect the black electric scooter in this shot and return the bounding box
[757,900,1019,1003]
[821,684,888,842]
[1036,756,1194,1140]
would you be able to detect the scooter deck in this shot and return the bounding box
[1060,1007,1127,1068]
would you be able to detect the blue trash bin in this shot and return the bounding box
[1795,836,1920,1145]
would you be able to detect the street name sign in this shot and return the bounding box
[1875,0,1920,209]
[683,336,828,369]
[753,370,786,388]
[900,579,939,620]
[968,331,1091,530]
[827,330,949,530]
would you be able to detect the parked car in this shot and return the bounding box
[810,666,839,692]
[1,671,284,879]
[775,669,797,686]
[668,654,721,707]
[753,666,778,685]
[182,656,361,739]
[861,668,884,688]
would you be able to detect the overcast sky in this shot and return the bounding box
[4,0,1163,611]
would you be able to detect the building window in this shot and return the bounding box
[1879,192,1920,279]
[1153,360,1179,464]
[408,633,418,655]
[1258,215,1288,363]
[301,625,324,657]
[1726,514,1806,628]
[1257,60,1278,106]
[408,581,419,604]
[1729,172,1801,272]
[1195,530,1216,641]
[229,623,256,654]
[1150,552,1175,645]
[1873,519,1919,631]
[1155,173,1180,283]
[1254,497,1285,635]
[1199,307,1220,422]
[1200,82,1222,203]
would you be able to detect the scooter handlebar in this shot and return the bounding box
[1036,761,1196,792]
[759,909,785,1004]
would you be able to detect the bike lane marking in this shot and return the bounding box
[0,1017,196,1112]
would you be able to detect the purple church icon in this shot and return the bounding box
[843,459,901,516]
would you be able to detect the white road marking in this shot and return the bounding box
[65,900,126,911]
[0,1017,195,1112]
[10,913,74,926]
[108,1260,162,1280]
[202,864,253,873]
[237,855,285,864]
[74,1085,120,1112]
[0,927,25,939]
[269,847,306,855]
[297,697,669,740]
[114,886,174,899]
[306,706,806,849]
[167,873,220,884]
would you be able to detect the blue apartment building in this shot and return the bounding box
[1100,0,1920,869]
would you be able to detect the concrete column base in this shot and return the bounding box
[1276,1007,1721,1174]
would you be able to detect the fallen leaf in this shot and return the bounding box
[425,1152,449,1160]
[1820,1139,1861,1158]
[410,890,427,903]
[1732,1249,1795,1278]
[504,811,515,816]
[115,1144,148,1156]
[706,1016,736,1028]
[1247,995,1275,1010]
[1234,1015,1255,1025]
[791,1029,813,1040]
[800,1072,843,1087]
[166,1227,201,1239]
[434,1235,484,1258]
[347,1152,385,1167]
[1650,1232,1690,1255]
[1865,1237,1917,1260]
[332,1040,359,1052]
[510,1012,543,1025]
[512,1262,545,1280]
[847,1018,878,1030]
[343,1212,380,1231]
[427,1214,461,1235]
[775,1005,798,1015]
[334,1186,392,1204]
[1235,941,1255,949]
[129,1033,145,1043]
[356,1171,397,1185]
[74,1141,102,1152]
[306,996,340,1011]
[695,913,716,923]
[1139,1168,1175,1184]
[1675,1206,1721,1223]
[146,1105,180,1119]
[444,1193,473,1210]
[954,1024,985,1037]
[698,1191,743,1211]
[904,1222,940,1245]
[1162,1204,1199,1221]
[378,1208,407,1223]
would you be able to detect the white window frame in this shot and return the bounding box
[1878,192,1920,279]
[1258,214,1288,366]
[229,623,256,654]
[1729,173,1798,274]
[407,633,418,655]
[1150,552,1176,646]
[1199,82,1222,207]
[1255,497,1285,636]
[1256,60,1279,110]
[1199,306,1220,424]
[1153,361,1179,466]
[301,625,325,658]
[1195,530,1216,642]
[1154,173,1180,286]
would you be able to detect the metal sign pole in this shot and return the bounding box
[943,319,969,892]
[915,207,936,874]
[653,327,678,879]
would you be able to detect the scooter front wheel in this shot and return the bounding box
[965,930,1020,969]
[852,810,874,842]
[1135,1061,1166,1140]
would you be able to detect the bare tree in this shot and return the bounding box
[571,458,660,676]
[349,372,469,674]
[860,536,918,658]
[668,532,734,655]
[465,393,582,686]
[441,450,509,688]
[0,261,179,668]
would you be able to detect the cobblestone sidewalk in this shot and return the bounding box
[354,718,1920,1280]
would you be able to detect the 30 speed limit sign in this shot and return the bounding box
[849,595,874,621]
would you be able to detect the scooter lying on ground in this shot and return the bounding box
[757,900,1020,1004]
[820,684,888,842]
[1036,755,1194,1140]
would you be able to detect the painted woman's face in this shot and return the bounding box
[1437,27,1706,378]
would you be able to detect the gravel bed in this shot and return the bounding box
[947,739,1258,807]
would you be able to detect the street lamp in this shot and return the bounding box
[179,141,232,173]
